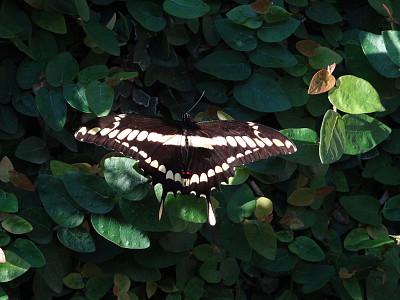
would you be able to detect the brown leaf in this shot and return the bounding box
[339,267,355,279]
[296,40,320,57]
[9,171,36,191]
[250,0,273,14]
[308,69,336,94]
[0,156,14,182]
[313,186,335,198]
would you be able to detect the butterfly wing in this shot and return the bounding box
[74,114,188,198]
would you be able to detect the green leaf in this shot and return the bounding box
[280,128,320,166]
[319,110,345,164]
[127,0,166,32]
[2,215,32,234]
[36,244,65,293]
[50,160,79,177]
[288,236,325,262]
[194,50,251,80]
[0,105,18,134]
[63,273,85,289]
[343,278,363,300]
[82,21,120,56]
[249,42,297,67]
[36,88,67,131]
[57,227,96,253]
[74,0,90,21]
[12,238,46,268]
[86,81,114,117]
[382,129,400,154]
[78,65,109,83]
[15,136,50,164]
[344,228,392,251]
[340,195,382,226]
[0,190,17,212]
[244,220,277,260]
[215,18,257,51]
[328,75,384,113]
[308,46,343,69]
[219,257,240,286]
[343,114,391,155]
[184,277,204,300]
[103,157,148,201]
[63,172,114,214]
[199,261,221,283]
[12,93,39,117]
[305,2,342,24]
[31,7,66,34]
[46,127,78,152]
[219,222,252,261]
[19,208,53,244]
[45,52,79,87]
[293,263,335,293]
[226,5,262,29]
[359,31,400,78]
[165,194,207,224]
[264,6,292,23]
[287,188,315,206]
[258,18,300,42]
[37,174,84,228]
[226,185,256,223]
[85,274,113,300]
[159,232,197,252]
[91,211,150,249]
[233,72,291,112]
[197,81,228,104]
[0,251,30,282]
[383,195,400,221]
[163,0,210,19]
[63,83,91,113]
[382,30,400,67]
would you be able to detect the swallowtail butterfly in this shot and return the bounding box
[74,113,297,225]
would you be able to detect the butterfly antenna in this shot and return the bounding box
[187,91,205,115]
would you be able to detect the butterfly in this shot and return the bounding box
[74,113,297,225]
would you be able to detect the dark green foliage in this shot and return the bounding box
[1,0,400,299]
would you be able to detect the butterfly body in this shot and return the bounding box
[74,113,297,224]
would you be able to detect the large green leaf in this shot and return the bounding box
[340,195,382,226]
[288,236,325,262]
[215,18,257,51]
[2,215,32,234]
[82,21,120,56]
[305,2,342,24]
[45,52,79,87]
[37,174,84,228]
[163,0,210,19]
[57,227,96,253]
[343,114,391,155]
[63,172,114,214]
[127,0,166,32]
[36,88,67,131]
[63,83,91,113]
[31,7,66,34]
[15,136,50,164]
[12,93,39,117]
[85,80,114,117]
[0,251,30,282]
[91,211,150,249]
[233,72,291,112]
[382,30,400,67]
[319,110,345,164]
[382,195,400,221]
[293,263,335,293]
[258,18,300,42]
[328,75,385,113]
[0,190,17,212]
[249,42,297,67]
[11,238,45,268]
[194,50,251,80]
[226,4,262,28]
[359,31,400,78]
[226,185,255,223]
[244,220,277,260]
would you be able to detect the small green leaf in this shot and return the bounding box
[91,211,150,249]
[288,236,325,262]
[305,2,342,24]
[37,174,84,228]
[244,220,277,260]
[249,42,297,67]
[63,172,114,214]
[383,195,400,221]
[13,238,45,267]
[219,257,240,286]
[2,215,32,234]
[359,31,400,78]
[74,0,90,21]
[63,83,91,113]
[0,251,30,282]
[63,273,85,289]
[343,114,391,155]
[264,5,292,23]
[45,52,79,87]
[36,88,67,131]
[340,195,382,226]
[328,75,384,113]
[199,261,221,283]
[343,278,363,300]
[233,72,291,112]
[194,50,251,80]
[12,93,39,117]
[215,18,257,51]
[163,0,210,19]
[78,65,109,83]
[82,21,120,56]
[344,228,392,251]
[226,5,262,28]
[57,227,96,253]
[308,46,343,69]
[226,185,256,223]
[31,7,66,34]
[86,81,114,117]
[0,190,18,213]
[85,274,114,300]
[258,18,300,42]
[104,157,148,201]
[50,160,79,178]
[15,136,50,164]
[319,110,345,164]
[127,0,166,32]
[165,194,207,224]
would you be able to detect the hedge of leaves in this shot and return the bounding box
[1,0,400,299]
